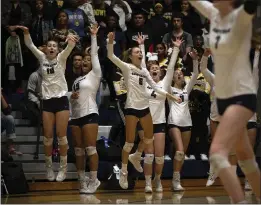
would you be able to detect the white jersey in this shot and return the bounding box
[107,43,167,110]
[70,36,102,119]
[168,60,199,127]
[190,1,257,99]
[210,88,220,122]
[146,47,180,124]
[24,34,74,100]
[249,49,260,122]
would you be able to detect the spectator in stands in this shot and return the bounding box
[49,10,81,50]
[1,91,22,155]
[125,10,154,52]
[162,12,193,61]
[31,0,54,47]
[105,0,132,32]
[179,0,203,37]
[64,0,90,48]
[41,0,60,21]
[1,0,32,94]
[66,53,83,92]
[78,0,97,25]
[148,3,169,45]
[25,69,42,126]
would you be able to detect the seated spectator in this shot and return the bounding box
[179,0,203,37]
[25,69,42,126]
[49,10,81,51]
[162,12,193,61]
[125,9,154,52]
[64,0,90,44]
[1,91,22,155]
[78,0,97,25]
[31,0,54,48]
[105,0,132,32]
[148,3,169,45]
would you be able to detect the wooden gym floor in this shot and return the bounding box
[1,179,259,204]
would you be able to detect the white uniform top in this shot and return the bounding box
[107,43,167,110]
[70,36,102,119]
[190,1,257,99]
[168,60,199,127]
[24,34,74,100]
[249,49,260,122]
[146,47,180,124]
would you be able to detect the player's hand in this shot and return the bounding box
[71,92,79,99]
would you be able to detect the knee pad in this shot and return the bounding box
[209,153,230,173]
[143,137,154,145]
[43,137,53,146]
[174,151,185,161]
[123,142,134,153]
[85,146,97,156]
[155,156,164,165]
[238,158,258,174]
[144,154,154,164]
[74,147,85,156]
[58,136,68,145]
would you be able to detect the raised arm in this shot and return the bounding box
[107,32,130,72]
[58,34,77,63]
[188,0,217,20]
[17,26,45,60]
[253,48,260,89]
[200,48,215,87]
[90,25,102,77]
[186,50,199,95]
[134,32,147,68]
[162,39,183,90]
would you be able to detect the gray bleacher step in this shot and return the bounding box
[15,119,31,126]
[15,126,112,138]
[12,154,45,161]
[11,111,27,119]
[16,127,42,136]
[18,144,44,154]
[22,162,76,173]
[25,172,78,181]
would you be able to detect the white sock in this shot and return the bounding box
[45,156,52,167]
[231,165,237,175]
[173,172,180,180]
[121,163,127,173]
[60,156,67,168]
[155,174,161,181]
[134,151,142,158]
[90,171,97,181]
[145,175,151,185]
[78,170,85,180]
[86,171,90,178]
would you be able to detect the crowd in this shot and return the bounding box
[1,0,260,199]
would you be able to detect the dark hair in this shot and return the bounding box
[233,0,243,8]
[172,12,183,22]
[72,52,83,60]
[148,62,160,71]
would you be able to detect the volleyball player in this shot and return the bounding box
[107,32,180,189]
[168,49,199,191]
[142,39,183,193]
[202,46,260,190]
[189,1,260,203]
[70,25,101,194]
[17,25,77,182]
